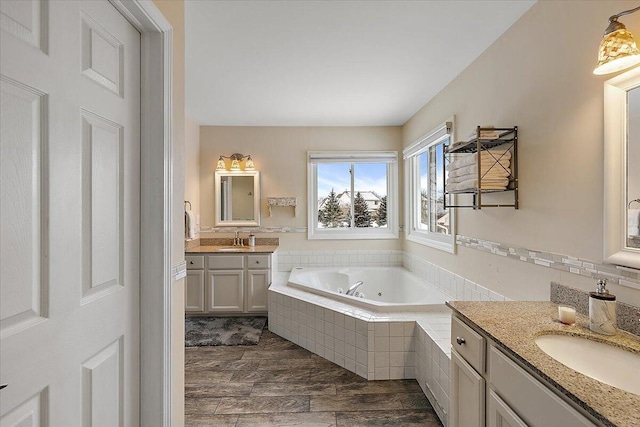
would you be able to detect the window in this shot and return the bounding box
[404,120,456,252]
[308,151,398,239]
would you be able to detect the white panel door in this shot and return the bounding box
[0,1,140,425]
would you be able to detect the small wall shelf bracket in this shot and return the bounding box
[268,197,298,217]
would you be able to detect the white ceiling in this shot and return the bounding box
[185,1,535,126]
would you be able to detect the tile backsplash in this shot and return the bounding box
[275,250,403,272]
[551,282,640,337]
[458,235,640,291]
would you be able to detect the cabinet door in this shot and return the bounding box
[246,269,270,312]
[451,350,485,427]
[185,270,205,312]
[488,390,528,427]
[206,270,244,313]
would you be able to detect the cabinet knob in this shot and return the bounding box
[256,261,260,264]
[0,384,7,390]
[456,337,466,346]
[189,261,194,265]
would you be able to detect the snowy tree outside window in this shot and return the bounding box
[308,152,398,240]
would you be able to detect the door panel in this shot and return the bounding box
[81,338,123,427]
[81,110,124,303]
[0,0,48,53]
[0,76,48,337]
[0,1,140,425]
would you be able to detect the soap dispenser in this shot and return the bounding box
[589,279,617,335]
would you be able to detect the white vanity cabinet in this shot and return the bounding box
[451,314,599,427]
[186,252,272,315]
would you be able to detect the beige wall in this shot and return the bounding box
[151,1,185,425]
[402,0,640,306]
[185,116,200,226]
[199,126,403,250]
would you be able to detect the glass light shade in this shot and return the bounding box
[594,28,640,75]
[245,156,255,170]
[216,157,226,171]
[230,159,241,171]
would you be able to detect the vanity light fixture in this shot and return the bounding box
[216,156,226,171]
[594,6,640,75]
[216,153,255,171]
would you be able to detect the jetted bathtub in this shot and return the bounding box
[287,267,449,312]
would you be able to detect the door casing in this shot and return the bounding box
[108,1,175,425]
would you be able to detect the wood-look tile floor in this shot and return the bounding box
[185,328,443,427]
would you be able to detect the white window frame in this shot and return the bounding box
[308,151,398,240]
[403,119,456,253]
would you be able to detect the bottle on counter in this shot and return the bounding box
[589,279,617,335]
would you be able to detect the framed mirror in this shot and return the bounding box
[214,171,260,226]
[604,67,640,269]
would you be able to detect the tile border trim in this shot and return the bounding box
[456,235,640,290]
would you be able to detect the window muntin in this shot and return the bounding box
[308,152,398,239]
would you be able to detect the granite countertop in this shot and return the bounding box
[186,245,279,254]
[447,301,640,427]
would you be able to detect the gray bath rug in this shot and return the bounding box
[185,316,267,347]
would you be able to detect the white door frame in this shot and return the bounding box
[109,1,174,425]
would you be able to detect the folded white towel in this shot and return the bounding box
[446,178,509,192]
[629,209,640,237]
[185,210,197,239]
[447,174,510,185]
[446,149,512,171]
[448,161,511,178]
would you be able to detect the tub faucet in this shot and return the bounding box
[346,281,364,296]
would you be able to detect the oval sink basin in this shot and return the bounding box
[535,334,640,395]
[216,247,250,252]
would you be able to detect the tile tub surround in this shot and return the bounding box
[402,252,508,303]
[269,273,454,426]
[447,301,640,427]
[551,282,640,337]
[276,250,403,272]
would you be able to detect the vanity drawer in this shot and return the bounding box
[208,255,245,270]
[451,316,485,373]
[489,345,595,427]
[186,255,204,270]
[247,255,270,269]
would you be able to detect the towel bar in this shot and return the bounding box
[185,200,192,211]
[629,198,640,208]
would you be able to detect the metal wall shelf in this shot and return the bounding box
[444,126,518,209]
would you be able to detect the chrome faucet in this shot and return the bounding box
[233,231,243,246]
[346,281,364,296]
